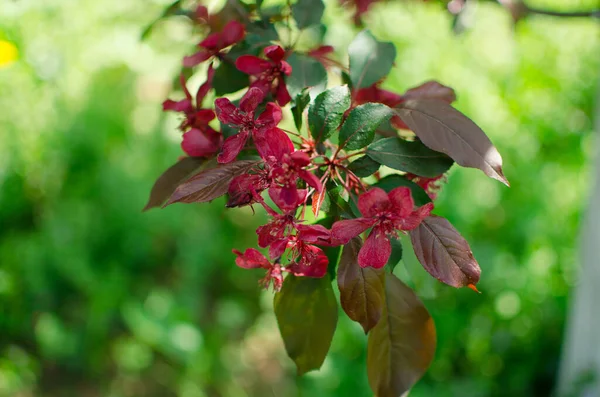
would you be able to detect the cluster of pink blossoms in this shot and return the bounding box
[162,13,440,291]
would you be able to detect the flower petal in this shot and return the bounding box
[275,80,292,106]
[181,128,219,157]
[236,55,271,75]
[233,248,270,269]
[358,228,392,269]
[255,102,282,128]
[221,20,245,47]
[264,45,286,62]
[298,169,322,192]
[269,186,300,212]
[269,238,289,259]
[358,188,391,218]
[217,130,249,163]
[215,98,242,125]
[239,87,265,114]
[296,224,332,246]
[388,187,414,218]
[163,99,192,113]
[183,50,212,67]
[331,218,375,245]
[227,173,267,208]
[254,127,293,161]
[288,244,328,278]
[195,64,215,106]
[396,202,434,231]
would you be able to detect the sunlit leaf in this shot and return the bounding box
[292,0,325,29]
[348,30,396,89]
[395,100,509,185]
[339,103,392,150]
[348,155,380,178]
[308,85,351,142]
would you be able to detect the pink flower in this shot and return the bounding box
[332,187,433,268]
[255,133,322,212]
[287,241,329,278]
[233,248,285,291]
[183,21,245,68]
[256,212,297,259]
[236,45,292,106]
[215,87,284,163]
[226,172,269,208]
[162,71,222,157]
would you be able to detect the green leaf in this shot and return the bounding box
[286,53,327,98]
[212,61,249,96]
[348,155,380,178]
[366,137,454,177]
[141,0,188,40]
[143,157,206,211]
[339,103,392,150]
[386,239,403,272]
[395,100,509,186]
[326,185,353,219]
[348,30,396,89]
[292,0,325,29]
[338,237,385,334]
[274,275,338,375]
[373,175,431,207]
[367,273,436,397]
[308,85,351,142]
[291,88,311,131]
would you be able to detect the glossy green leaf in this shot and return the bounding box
[308,85,351,142]
[274,275,338,375]
[348,155,380,178]
[338,237,385,334]
[339,103,392,150]
[348,30,396,89]
[367,273,436,397]
[366,137,454,177]
[292,0,325,29]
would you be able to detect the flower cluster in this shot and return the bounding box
[157,3,458,292]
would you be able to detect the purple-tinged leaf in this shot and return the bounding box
[367,273,436,397]
[274,275,338,375]
[164,160,259,206]
[337,237,385,334]
[409,215,481,289]
[395,99,509,186]
[401,81,457,103]
[143,157,206,211]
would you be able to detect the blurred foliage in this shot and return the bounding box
[0,0,599,396]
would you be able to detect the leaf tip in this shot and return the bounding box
[467,283,481,293]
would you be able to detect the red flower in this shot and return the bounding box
[253,131,322,211]
[215,87,284,163]
[287,241,329,278]
[332,187,433,268]
[226,172,269,208]
[183,20,245,67]
[236,45,292,106]
[162,71,222,157]
[404,173,446,200]
[256,211,297,259]
[307,45,339,69]
[233,248,285,291]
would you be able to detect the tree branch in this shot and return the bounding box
[526,5,600,19]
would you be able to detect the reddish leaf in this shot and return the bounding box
[402,81,457,103]
[409,215,481,289]
[337,237,385,334]
[143,157,206,211]
[395,100,509,186]
[274,275,338,375]
[164,160,259,206]
[367,273,436,397]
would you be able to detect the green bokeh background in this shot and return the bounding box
[1,0,599,396]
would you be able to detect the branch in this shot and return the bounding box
[496,0,600,20]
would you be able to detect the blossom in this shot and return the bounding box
[215,87,286,163]
[404,173,446,200]
[332,187,433,268]
[162,71,222,157]
[236,45,292,106]
[183,20,245,68]
[233,248,285,291]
